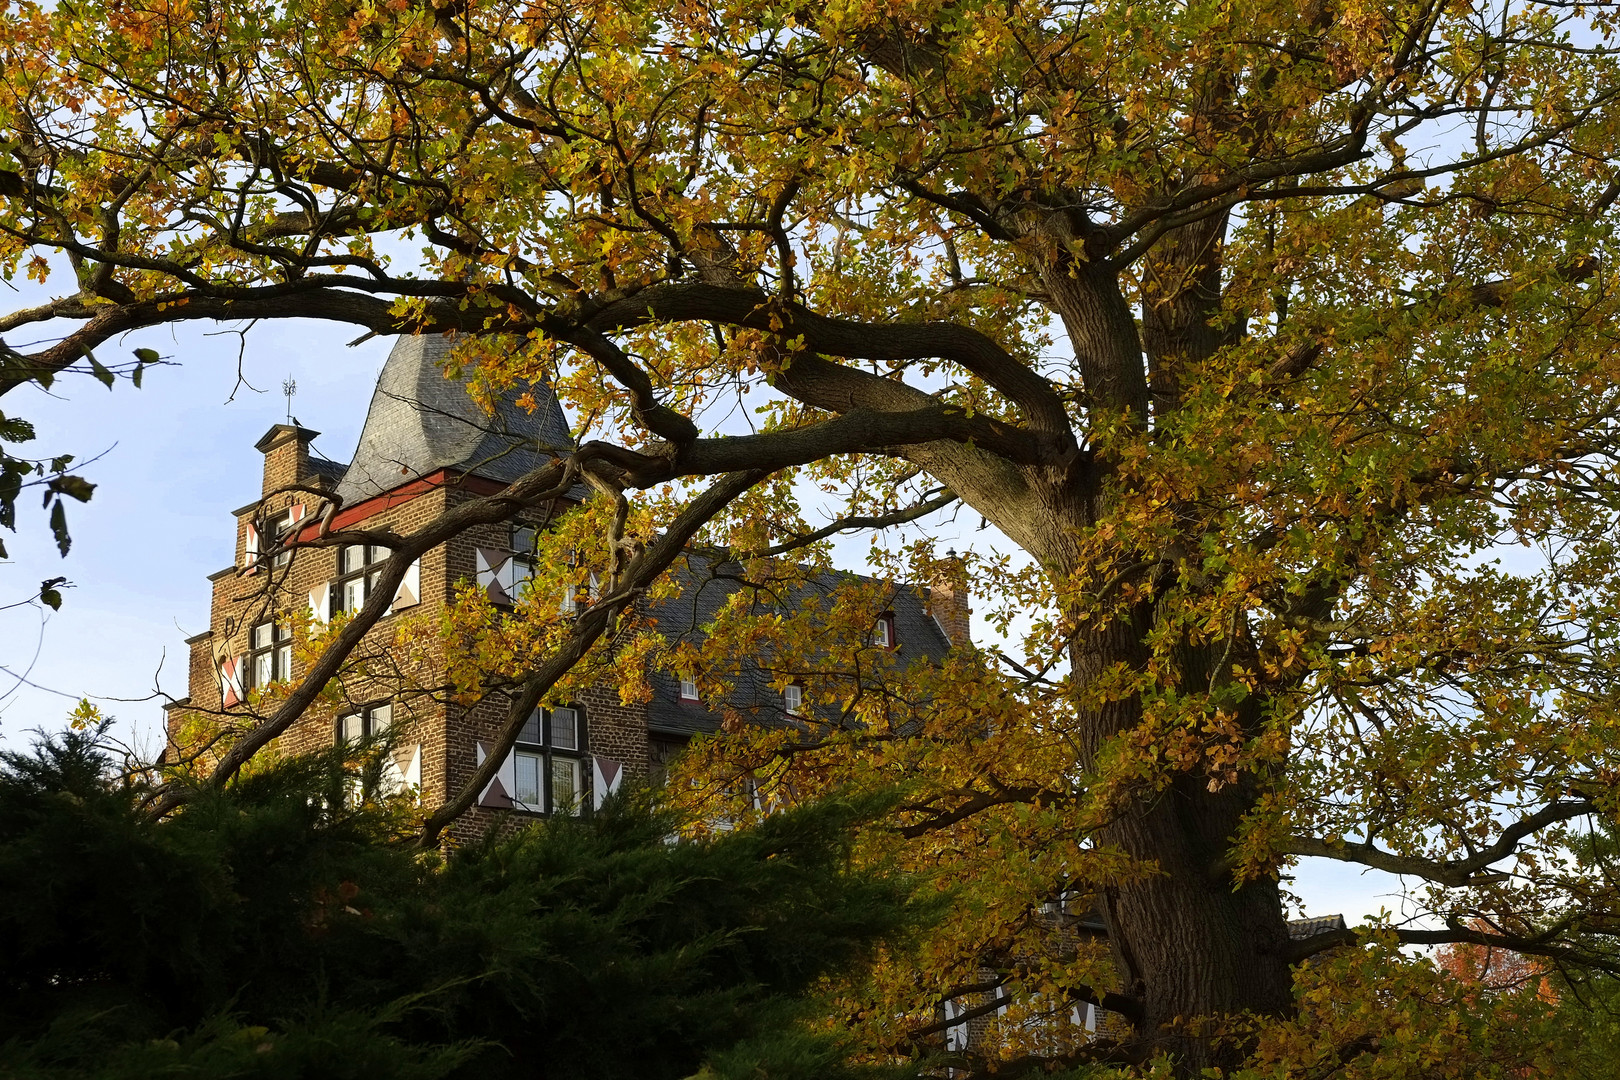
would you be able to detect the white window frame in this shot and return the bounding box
[512,706,587,815]
[783,683,804,716]
[679,676,699,701]
[248,620,292,689]
[331,543,388,616]
[874,612,896,649]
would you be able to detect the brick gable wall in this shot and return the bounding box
[169,443,658,844]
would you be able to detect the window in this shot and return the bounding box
[337,703,391,744]
[508,524,539,602]
[874,612,896,649]
[783,683,804,716]
[265,508,300,568]
[332,543,388,615]
[942,999,970,1052]
[512,705,586,815]
[713,774,765,832]
[477,525,542,606]
[679,676,699,701]
[649,735,686,788]
[248,621,292,688]
[337,704,397,805]
[559,560,601,616]
[511,524,539,563]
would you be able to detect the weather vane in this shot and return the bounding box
[282,376,297,424]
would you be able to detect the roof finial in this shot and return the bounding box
[282,376,297,425]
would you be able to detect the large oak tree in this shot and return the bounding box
[4,0,1620,1073]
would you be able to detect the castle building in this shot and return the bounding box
[164,335,969,834]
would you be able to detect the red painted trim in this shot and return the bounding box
[449,473,510,497]
[877,612,897,650]
[294,469,514,539]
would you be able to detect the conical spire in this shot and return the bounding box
[333,335,573,505]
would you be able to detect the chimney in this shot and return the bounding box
[254,423,320,499]
[927,550,972,648]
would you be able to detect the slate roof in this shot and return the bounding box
[1287,914,1347,941]
[307,455,348,487]
[334,334,574,505]
[642,556,955,737]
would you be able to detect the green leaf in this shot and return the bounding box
[0,414,35,443]
[132,347,159,388]
[49,499,70,556]
[87,353,114,390]
[49,475,95,503]
[40,587,61,611]
[49,454,74,472]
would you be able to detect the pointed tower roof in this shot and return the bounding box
[333,335,573,505]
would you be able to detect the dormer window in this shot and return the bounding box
[783,683,804,716]
[679,676,699,701]
[874,612,896,650]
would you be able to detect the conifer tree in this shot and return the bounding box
[0,727,917,1080]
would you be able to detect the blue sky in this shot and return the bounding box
[0,316,391,754]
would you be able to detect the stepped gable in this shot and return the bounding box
[334,334,573,505]
[643,556,955,737]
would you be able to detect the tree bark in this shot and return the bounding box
[1093,777,1297,1072]
[935,245,1298,1073]
[1045,593,1295,1071]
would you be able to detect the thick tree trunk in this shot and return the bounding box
[1096,789,1296,1071]
[1009,240,1294,1072]
[1065,612,1296,1073]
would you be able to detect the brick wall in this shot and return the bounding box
[255,423,318,498]
[170,443,665,844]
[171,436,457,803]
[437,490,653,843]
[926,555,973,648]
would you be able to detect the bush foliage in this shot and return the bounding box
[0,728,918,1080]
